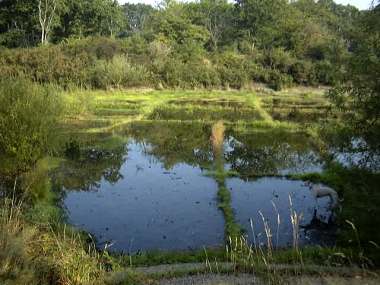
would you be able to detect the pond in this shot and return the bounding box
[55,122,337,253]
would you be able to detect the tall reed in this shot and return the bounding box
[225,197,306,284]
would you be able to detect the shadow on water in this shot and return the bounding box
[54,121,339,252]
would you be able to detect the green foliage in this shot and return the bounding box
[215,51,250,89]
[186,0,234,51]
[0,197,109,285]
[269,71,293,91]
[0,79,63,176]
[91,55,151,89]
[0,0,363,89]
[122,3,154,35]
[0,0,39,47]
[328,3,380,153]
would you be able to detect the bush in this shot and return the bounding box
[215,52,250,89]
[268,69,293,91]
[0,78,63,176]
[156,57,220,88]
[0,37,339,90]
[264,47,295,73]
[90,55,151,89]
[62,37,124,60]
[315,60,336,85]
[290,60,317,85]
[0,46,93,88]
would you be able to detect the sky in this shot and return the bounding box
[117,0,373,10]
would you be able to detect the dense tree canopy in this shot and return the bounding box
[0,0,374,91]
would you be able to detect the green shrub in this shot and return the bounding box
[0,79,63,176]
[62,37,124,60]
[159,58,220,88]
[216,51,250,89]
[315,60,336,85]
[268,70,293,91]
[0,46,93,87]
[0,37,340,90]
[290,60,317,85]
[264,47,295,73]
[91,55,151,89]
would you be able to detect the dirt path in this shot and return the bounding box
[134,262,379,285]
[157,273,259,285]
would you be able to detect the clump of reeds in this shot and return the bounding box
[0,186,106,285]
[225,196,305,284]
[0,194,37,283]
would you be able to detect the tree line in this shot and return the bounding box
[0,0,370,89]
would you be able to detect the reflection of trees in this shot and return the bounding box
[321,129,380,171]
[125,122,321,176]
[54,123,324,192]
[225,131,320,177]
[53,146,127,191]
[126,121,213,169]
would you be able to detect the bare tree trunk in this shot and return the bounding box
[38,0,57,44]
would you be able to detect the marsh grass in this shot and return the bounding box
[222,193,379,284]
[0,191,37,283]
[57,88,331,137]
[0,193,106,284]
[0,180,150,285]
[224,198,305,283]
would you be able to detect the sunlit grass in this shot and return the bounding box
[60,88,329,136]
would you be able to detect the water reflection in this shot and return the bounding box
[228,177,336,248]
[63,141,224,252]
[126,122,324,176]
[53,146,126,191]
[225,131,323,177]
[56,122,338,252]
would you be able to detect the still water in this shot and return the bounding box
[56,122,336,252]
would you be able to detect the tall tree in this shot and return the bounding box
[38,0,64,44]
[236,0,289,48]
[186,0,233,51]
[0,0,39,47]
[123,3,154,35]
[53,0,125,40]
